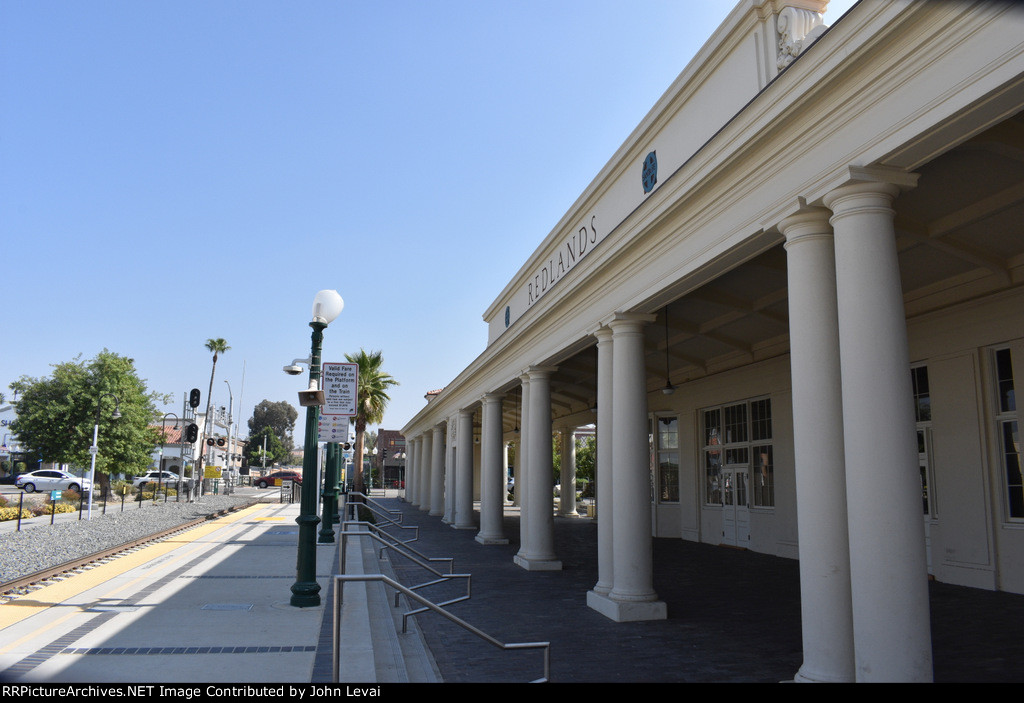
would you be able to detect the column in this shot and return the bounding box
[514,366,562,571]
[419,432,433,513]
[558,427,578,516]
[454,409,476,529]
[430,424,445,517]
[401,437,413,503]
[824,178,932,682]
[780,207,855,683]
[516,374,532,560]
[589,326,614,601]
[477,393,508,544]
[443,431,456,524]
[592,313,665,621]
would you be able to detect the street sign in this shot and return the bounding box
[321,362,358,417]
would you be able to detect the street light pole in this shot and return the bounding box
[224,381,233,495]
[88,392,120,520]
[291,289,343,608]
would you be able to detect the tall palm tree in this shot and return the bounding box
[345,349,398,494]
[196,338,230,496]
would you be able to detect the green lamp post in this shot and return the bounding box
[291,289,344,608]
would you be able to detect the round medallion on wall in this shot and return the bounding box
[642,151,658,194]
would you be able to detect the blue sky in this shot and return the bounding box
[1,0,855,441]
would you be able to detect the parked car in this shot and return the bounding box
[16,469,91,494]
[133,471,191,490]
[254,470,302,489]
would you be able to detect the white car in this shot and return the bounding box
[16,469,92,494]
[133,471,190,489]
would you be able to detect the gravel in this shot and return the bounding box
[0,494,258,583]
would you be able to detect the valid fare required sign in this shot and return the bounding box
[319,362,358,443]
[321,362,358,417]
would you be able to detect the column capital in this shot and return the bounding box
[481,392,505,405]
[779,206,833,248]
[526,365,558,380]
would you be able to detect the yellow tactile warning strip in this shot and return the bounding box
[0,503,266,632]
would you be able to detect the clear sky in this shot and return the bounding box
[1,0,856,443]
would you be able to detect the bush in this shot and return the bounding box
[0,507,33,521]
[62,488,81,505]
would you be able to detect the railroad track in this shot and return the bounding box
[0,500,256,601]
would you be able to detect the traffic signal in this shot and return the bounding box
[217,438,226,447]
[189,388,201,408]
[382,449,388,460]
[185,424,199,443]
[206,438,215,446]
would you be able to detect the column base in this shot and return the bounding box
[475,534,509,545]
[452,523,476,530]
[587,590,667,622]
[513,554,563,571]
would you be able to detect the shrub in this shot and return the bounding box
[62,488,81,505]
[0,495,8,508]
[0,507,33,521]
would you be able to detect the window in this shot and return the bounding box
[995,348,1022,519]
[702,398,773,507]
[656,416,679,503]
[912,365,933,517]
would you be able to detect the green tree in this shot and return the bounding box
[196,339,230,483]
[8,350,168,482]
[345,349,398,494]
[247,399,298,453]
[244,426,288,468]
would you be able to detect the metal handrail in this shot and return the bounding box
[342,500,420,551]
[345,491,404,524]
[339,527,470,621]
[333,572,550,683]
[341,519,450,573]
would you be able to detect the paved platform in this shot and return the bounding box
[3,493,1022,684]
[0,499,437,684]
[374,497,1024,683]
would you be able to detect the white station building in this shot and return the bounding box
[399,0,1024,683]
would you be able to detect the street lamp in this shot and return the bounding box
[87,392,121,520]
[291,289,343,608]
[223,380,234,495]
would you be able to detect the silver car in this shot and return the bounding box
[16,469,92,494]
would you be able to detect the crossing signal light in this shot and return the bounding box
[189,388,201,408]
[217,438,226,447]
[185,424,199,443]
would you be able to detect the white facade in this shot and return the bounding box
[401,0,1024,682]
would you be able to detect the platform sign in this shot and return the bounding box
[317,413,349,443]
[321,362,358,417]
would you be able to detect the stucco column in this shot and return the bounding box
[589,326,614,599]
[477,393,508,544]
[419,432,433,512]
[454,408,476,529]
[406,436,418,505]
[430,425,445,517]
[558,427,578,516]
[514,366,562,571]
[444,428,456,524]
[516,374,531,560]
[824,178,932,682]
[592,313,665,621]
[780,207,855,683]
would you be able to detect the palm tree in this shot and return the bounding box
[345,349,398,494]
[196,338,230,495]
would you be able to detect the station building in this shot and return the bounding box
[399,0,1024,682]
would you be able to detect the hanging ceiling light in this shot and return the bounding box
[662,305,676,395]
